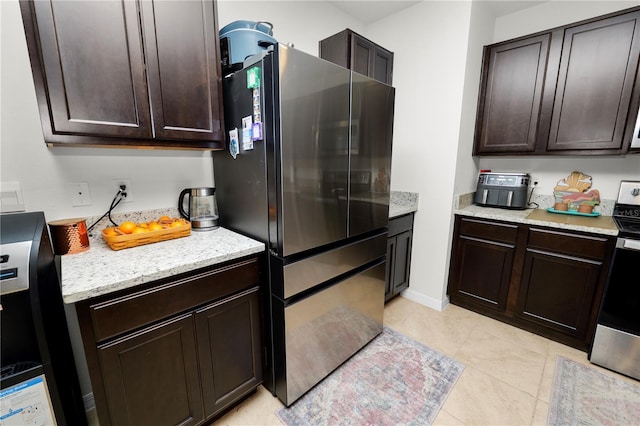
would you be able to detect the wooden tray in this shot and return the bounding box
[102,220,191,250]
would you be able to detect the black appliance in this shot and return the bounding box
[213,44,394,406]
[589,180,640,380]
[474,172,530,209]
[0,212,86,425]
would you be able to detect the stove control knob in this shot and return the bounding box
[632,187,640,196]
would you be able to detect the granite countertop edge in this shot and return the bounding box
[61,226,265,304]
[61,192,418,304]
[453,204,618,236]
[389,191,419,218]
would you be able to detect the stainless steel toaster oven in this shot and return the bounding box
[474,172,530,209]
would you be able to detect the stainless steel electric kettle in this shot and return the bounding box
[178,187,219,231]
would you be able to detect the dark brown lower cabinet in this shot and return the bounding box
[385,213,414,301]
[514,228,609,343]
[448,215,615,350]
[447,218,518,312]
[77,257,263,426]
[196,288,262,419]
[98,314,204,426]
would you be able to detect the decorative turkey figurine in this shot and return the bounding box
[553,171,600,213]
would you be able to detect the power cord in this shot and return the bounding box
[527,181,539,209]
[87,186,127,235]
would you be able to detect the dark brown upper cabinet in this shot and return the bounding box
[319,29,394,85]
[20,0,225,149]
[474,6,640,156]
[474,34,552,154]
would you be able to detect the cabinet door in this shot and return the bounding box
[392,230,412,295]
[547,11,640,152]
[448,218,518,312]
[385,214,414,302]
[515,249,602,339]
[351,35,375,79]
[196,287,262,420]
[25,1,152,139]
[474,34,551,154]
[372,46,394,85]
[515,227,610,342]
[350,35,393,85]
[97,314,203,426]
[140,0,224,143]
[319,30,393,85]
[451,236,515,312]
[385,237,396,300]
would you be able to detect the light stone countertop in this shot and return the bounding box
[61,193,418,304]
[60,208,264,304]
[390,191,419,218]
[454,202,618,236]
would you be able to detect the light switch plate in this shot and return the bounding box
[0,181,25,213]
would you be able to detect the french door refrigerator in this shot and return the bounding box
[213,44,394,406]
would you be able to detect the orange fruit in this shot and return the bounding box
[148,222,163,231]
[119,221,137,234]
[139,222,148,228]
[158,215,171,222]
[132,227,148,234]
[104,227,118,237]
[170,220,184,228]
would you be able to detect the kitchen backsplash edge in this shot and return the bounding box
[455,192,615,216]
[84,191,419,240]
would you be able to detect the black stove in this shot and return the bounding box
[589,180,640,381]
[611,181,640,239]
[612,213,640,238]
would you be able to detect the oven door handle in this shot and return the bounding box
[618,238,640,251]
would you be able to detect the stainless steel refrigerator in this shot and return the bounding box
[213,44,394,406]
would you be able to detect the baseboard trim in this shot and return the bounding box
[400,289,449,311]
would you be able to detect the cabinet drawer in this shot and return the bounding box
[527,228,609,260]
[388,213,414,237]
[459,217,518,244]
[88,258,259,342]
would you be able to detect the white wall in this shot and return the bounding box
[366,1,475,307]
[454,1,495,198]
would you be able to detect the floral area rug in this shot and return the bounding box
[548,356,640,425]
[276,326,464,426]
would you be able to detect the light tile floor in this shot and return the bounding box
[86,296,637,425]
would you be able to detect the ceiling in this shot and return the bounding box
[328,1,549,25]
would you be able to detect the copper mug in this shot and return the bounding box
[48,218,90,255]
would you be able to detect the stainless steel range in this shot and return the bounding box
[589,180,640,380]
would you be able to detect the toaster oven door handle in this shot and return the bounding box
[482,189,488,204]
[507,191,513,207]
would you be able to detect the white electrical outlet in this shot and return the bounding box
[69,182,91,206]
[113,178,133,202]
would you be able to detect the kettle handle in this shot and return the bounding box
[254,21,273,32]
[178,189,190,220]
